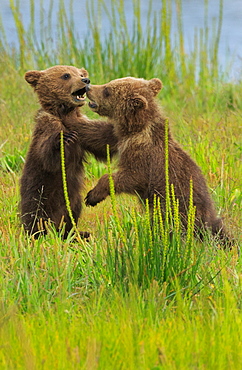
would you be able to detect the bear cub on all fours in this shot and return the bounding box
[85,76,230,245]
[20,65,117,239]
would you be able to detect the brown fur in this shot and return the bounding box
[85,77,230,244]
[20,65,117,238]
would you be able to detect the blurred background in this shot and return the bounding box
[1,0,242,81]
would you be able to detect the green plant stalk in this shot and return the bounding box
[0,12,7,49]
[170,183,180,255]
[175,0,186,79]
[145,198,153,264]
[60,130,81,242]
[212,0,223,80]
[106,144,126,246]
[161,0,172,71]
[152,194,159,239]
[161,119,170,283]
[170,183,180,235]
[185,179,196,257]
[9,0,25,69]
[165,119,170,226]
[157,197,165,244]
[131,208,139,250]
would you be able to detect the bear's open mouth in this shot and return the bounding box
[88,101,98,109]
[72,87,86,102]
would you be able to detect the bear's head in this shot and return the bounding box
[86,77,163,121]
[25,65,90,115]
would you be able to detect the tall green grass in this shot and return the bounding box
[0,0,241,368]
[0,0,231,86]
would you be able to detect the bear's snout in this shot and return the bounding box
[81,78,90,85]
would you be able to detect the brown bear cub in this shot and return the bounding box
[85,77,230,245]
[20,65,117,239]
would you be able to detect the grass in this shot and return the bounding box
[0,0,241,368]
[1,282,241,369]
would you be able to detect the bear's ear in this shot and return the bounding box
[149,78,163,96]
[128,94,148,112]
[25,70,42,87]
[80,68,88,78]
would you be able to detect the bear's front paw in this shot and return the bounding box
[79,231,91,240]
[63,130,78,145]
[85,189,105,207]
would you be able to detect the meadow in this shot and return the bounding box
[0,0,241,368]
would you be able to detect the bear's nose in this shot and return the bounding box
[81,78,90,84]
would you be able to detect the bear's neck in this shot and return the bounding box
[114,108,168,139]
[41,102,76,118]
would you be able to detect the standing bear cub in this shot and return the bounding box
[85,77,229,244]
[21,65,117,239]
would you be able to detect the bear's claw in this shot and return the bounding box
[63,130,78,145]
[85,190,99,207]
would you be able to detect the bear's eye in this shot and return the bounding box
[61,73,71,80]
[103,87,110,98]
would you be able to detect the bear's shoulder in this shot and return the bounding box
[31,109,62,140]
